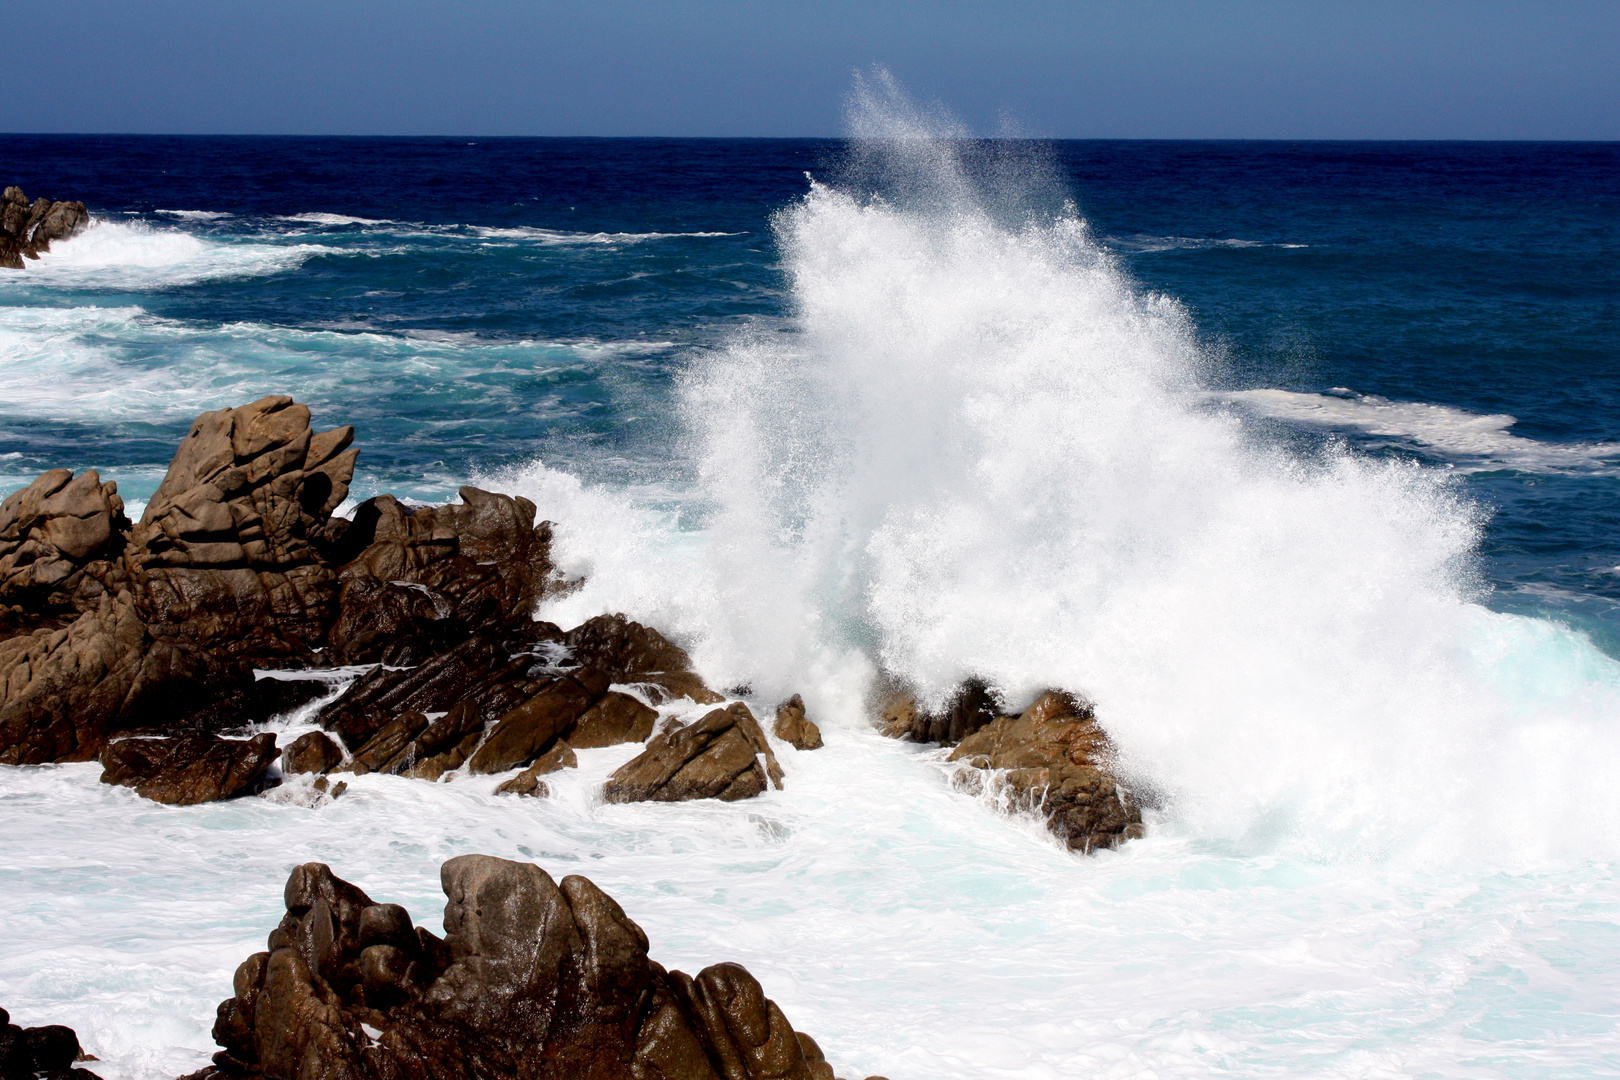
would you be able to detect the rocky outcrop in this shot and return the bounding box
[0,468,131,619]
[495,741,577,797]
[564,613,724,705]
[877,678,999,746]
[772,695,822,751]
[100,732,280,805]
[284,731,344,775]
[188,856,864,1080]
[604,703,783,804]
[0,185,90,269]
[947,691,1143,852]
[1,1006,100,1078]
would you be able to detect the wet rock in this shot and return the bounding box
[284,731,345,774]
[464,670,607,774]
[772,695,823,750]
[567,690,657,749]
[193,856,853,1080]
[878,677,1001,746]
[329,488,558,665]
[99,732,279,805]
[947,691,1144,852]
[495,741,577,796]
[604,702,784,803]
[564,613,724,704]
[0,1005,101,1078]
[0,185,90,268]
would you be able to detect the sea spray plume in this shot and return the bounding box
[668,74,1620,865]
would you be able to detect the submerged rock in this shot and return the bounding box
[772,694,823,750]
[495,740,577,797]
[947,691,1144,852]
[187,856,860,1080]
[604,702,784,803]
[0,185,90,269]
[100,732,279,806]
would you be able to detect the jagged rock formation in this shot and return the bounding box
[0,1005,99,1078]
[772,695,822,751]
[0,398,753,807]
[947,691,1144,852]
[0,185,90,269]
[877,678,1000,746]
[185,856,862,1080]
[604,703,783,803]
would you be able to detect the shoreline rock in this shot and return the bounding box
[185,856,869,1080]
[0,1005,100,1078]
[0,185,90,269]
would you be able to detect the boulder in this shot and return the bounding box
[190,856,861,1080]
[0,185,90,269]
[564,613,724,705]
[604,703,784,804]
[567,691,657,749]
[495,741,577,797]
[878,677,1000,746]
[947,691,1144,852]
[464,669,607,774]
[0,468,131,616]
[772,695,822,750]
[0,1006,100,1078]
[283,731,345,775]
[100,732,279,805]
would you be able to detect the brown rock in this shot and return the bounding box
[464,670,606,774]
[284,731,345,775]
[565,613,724,705]
[772,695,823,750]
[878,677,1001,746]
[948,691,1143,852]
[198,856,843,1080]
[0,468,131,614]
[603,702,784,804]
[0,1006,99,1078]
[495,741,577,796]
[565,690,656,749]
[99,732,278,805]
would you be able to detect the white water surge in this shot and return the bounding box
[6,75,1620,1079]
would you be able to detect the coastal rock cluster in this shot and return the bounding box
[1,1006,99,1078]
[182,855,872,1080]
[0,185,89,268]
[0,395,757,809]
[881,682,1143,852]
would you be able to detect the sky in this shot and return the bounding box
[5,0,1618,139]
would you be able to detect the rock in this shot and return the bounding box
[495,741,577,796]
[329,487,558,665]
[772,695,822,750]
[284,731,345,774]
[193,856,858,1080]
[99,732,279,805]
[132,395,357,665]
[0,185,90,269]
[947,691,1144,852]
[464,669,607,774]
[0,468,131,616]
[567,690,657,749]
[0,1006,101,1078]
[564,613,724,704]
[604,702,784,803]
[878,677,1001,746]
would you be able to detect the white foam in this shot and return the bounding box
[1218,388,1620,473]
[153,209,233,221]
[469,226,743,244]
[1108,234,1308,252]
[277,212,401,226]
[0,220,329,289]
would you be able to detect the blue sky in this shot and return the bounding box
[6,1,1617,138]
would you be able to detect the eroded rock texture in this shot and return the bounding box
[947,691,1144,852]
[771,696,822,751]
[0,185,90,269]
[187,856,855,1080]
[604,703,783,804]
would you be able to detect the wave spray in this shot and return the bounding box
[531,71,1620,866]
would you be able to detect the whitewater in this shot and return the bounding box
[5,87,1620,1078]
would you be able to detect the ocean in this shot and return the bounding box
[2,102,1619,1079]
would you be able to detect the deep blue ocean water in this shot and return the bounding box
[4,135,1620,1080]
[3,136,1616,648]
